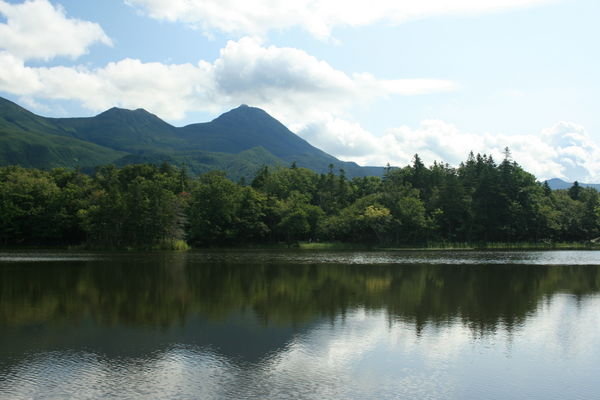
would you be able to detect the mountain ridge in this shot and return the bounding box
[0,96,383,179]
[545,178,600,191]
[1,96,597,187]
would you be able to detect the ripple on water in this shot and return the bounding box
[0,347,240,400]
[0,253,103,263]
[188,250,600,266]
[1,251,600,399]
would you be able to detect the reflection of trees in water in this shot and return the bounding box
[1,255,600,335]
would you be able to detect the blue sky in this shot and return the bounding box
[1,0,599,181]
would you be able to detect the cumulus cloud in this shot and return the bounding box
[0,52,210,120]
[125,0,556,39]
[2,33,597,182]
[0,0,112,61]
[207,38,456,122]
[0,37,456,121]
[1,12,596,184]
[302,117,600,182]
[300,116,382,164]
[540,122,600,182]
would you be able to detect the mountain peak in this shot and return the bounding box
[0,96,382,179]
[213,104,275,125]
[230,103,264,113]
[95,107,170,129]
[98,106,153,117]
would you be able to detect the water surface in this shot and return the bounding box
[1,250,599,399]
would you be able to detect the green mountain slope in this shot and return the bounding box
[0,97,66,136]
[0,96,384,178]
[0,98,125,168]
[180,105,327,157]
[178,104,372,176]
[0,128,126,169]
[51,107,185,152]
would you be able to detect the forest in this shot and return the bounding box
[1,151,599,248]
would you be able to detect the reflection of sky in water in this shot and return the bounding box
[2,295,599,400]
[188,250,600,266]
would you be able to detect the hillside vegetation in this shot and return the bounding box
[0,97,381,180]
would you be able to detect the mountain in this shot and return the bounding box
[0,98,125,169]
[4,97,600,187]
[180,105,335,158]
[546,178,600,191]
[51,107,183,152]
[178,105,368,175]
[0,97,384,179]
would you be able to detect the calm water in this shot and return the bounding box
[1,250,599,400]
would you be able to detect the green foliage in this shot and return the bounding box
[188,172,269,245]
[0,166,60,244]
[255,166,319,200]
[153,239,191,251]
[1,148,599,248]
[78,164,188,248]
[568,181,582,200]
[274,191,324,243]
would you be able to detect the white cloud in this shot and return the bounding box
[0,51,41,94]
[540,122,600,182]
[0,0,111,61]
[2,20,597,183]
[125,0,556,39]
[0,37,456,121]
[301,117,600,182]
[207,38,456,122]
[2,33,598,182]
[300,116,382,163]
[0,53,210,120]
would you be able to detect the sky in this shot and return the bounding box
[1,0,599,182]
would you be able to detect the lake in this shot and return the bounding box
[1,250,599,399]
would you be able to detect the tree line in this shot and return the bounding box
[1,151,599,248]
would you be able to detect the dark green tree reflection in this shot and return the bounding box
[2,253,599,334]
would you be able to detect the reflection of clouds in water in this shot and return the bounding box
[516,295,600,359]
[2,352,108,399]
[190,250,600,266]
[392,295,600,363]
[238,308,461,399]
[1,348,234,400]
[244,297,600,399]
[0,253,103,262]
[404,322,473,363]
[2,296,600,399]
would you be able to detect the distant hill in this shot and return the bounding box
[0,97,384,179]
[546,178,600,191]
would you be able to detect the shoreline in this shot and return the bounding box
[1,241,599,252]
